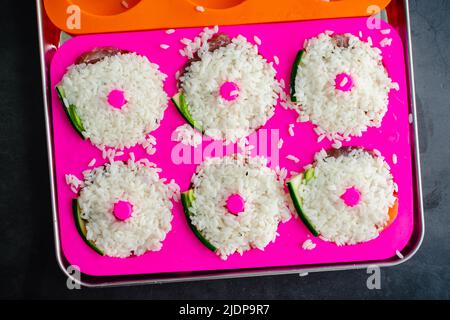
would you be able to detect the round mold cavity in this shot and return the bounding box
[189,0,248,10]
[69,0,142,16]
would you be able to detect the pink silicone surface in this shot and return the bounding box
[50,18,414,277]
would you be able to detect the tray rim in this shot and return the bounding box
[36,0,424,288]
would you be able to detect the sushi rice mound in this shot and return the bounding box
[294,32,397,141]
[180,35,279,143]
[298,148,396,245]
[59,53,168,149]
[188,155,291,259]
[78,161,176,258]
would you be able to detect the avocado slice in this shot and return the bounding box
[181,190,217,253]
[171,92,203,133]
[72,199,105,256]
[290,49,304,103]
[56,86,86,138]
[286,168,320,237]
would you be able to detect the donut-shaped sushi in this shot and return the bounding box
[181,155,291,259]
[173,33,279,143]
[73,161,175,258]
[290,32,397,141]
[287,148,399,245]
[56,47,168,149]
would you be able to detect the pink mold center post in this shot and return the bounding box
[226,194,245,215]
[107,89,127,109]
[335,73,353,92]
[220,81,240,101]
[113,200,134,221]
[340,187,361,207]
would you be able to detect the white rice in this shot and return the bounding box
[195,5,205,12]
[237,137,255,156]
[278,79,297,111]
[395,250,404,259]
[288,124,295,137]
[275,165,288,184]
[277,138,284,149]
[297,113,310,122]
[166,178,181,202]
[287,155,300,163]
[59,53,168,149]
[101,147,118,162]
[380,37,393,47]
[180,34,279,143]
[88,158,96,167]
[392,153,398,165]
[78,161,177,258]
[160,44,170,50]
[187,155,291,259]
[296,148,396,245]
[299,272,309,277]
[180,26,219,59]
[180,38,192,46]
[294,32,396,141]
[273,55,280,65]
[136,158,157,168]
[332,140,343,149]
[166,29,176,35]
[173,124,203,147]
[302,239,317,251]
[140,134,157,155]
[65,174,83,194]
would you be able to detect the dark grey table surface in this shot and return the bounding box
[0,0,449,299]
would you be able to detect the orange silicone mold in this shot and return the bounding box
[44,0,392,34]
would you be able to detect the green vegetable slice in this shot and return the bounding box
[171,92,203,133]
[181,190,217,253]
[286,168,320,237]
[304,167,314,183]
[290,50,304,103]
[56,85,86,138]
[72,199,105,256]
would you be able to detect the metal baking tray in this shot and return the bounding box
[36,0,424,287]
[43,0,391,35]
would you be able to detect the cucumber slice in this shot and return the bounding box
[181,190,217,253]
[171,92,202,133]
[304,167,314,182]
[290,50,304,103]
[286,170,320,237]
[56,86,86,138]
[72,199,105,256]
